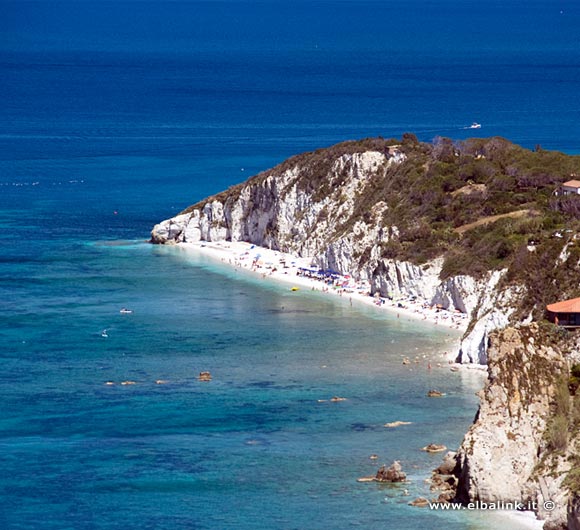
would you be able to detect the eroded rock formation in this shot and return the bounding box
[455,324,578,529]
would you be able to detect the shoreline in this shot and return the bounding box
[174,240,470,362]
[176,240,469,331]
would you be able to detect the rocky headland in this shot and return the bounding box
[432,324,580,529]
[151,135,580,527]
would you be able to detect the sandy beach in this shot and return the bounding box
[175,240,470,335]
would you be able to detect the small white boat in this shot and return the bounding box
[119,308,133,314]
[101,329,108,338]
[469,122,482,129]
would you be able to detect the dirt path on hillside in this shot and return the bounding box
[454,209,538,234]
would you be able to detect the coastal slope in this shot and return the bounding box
[151,135,580,364]
[455,323,580,529]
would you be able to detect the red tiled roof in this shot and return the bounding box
[563,180,580,188]
[547,297,580,313]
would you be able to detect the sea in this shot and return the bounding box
[1,1,578,528]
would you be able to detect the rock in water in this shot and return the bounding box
[427,451,460,504]
[434,451,458,475]
[421,444,447,453]
[408,497,429,507]
[384,420,412,428]
[375,461,407,483]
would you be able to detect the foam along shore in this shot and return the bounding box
[175,240,469,333]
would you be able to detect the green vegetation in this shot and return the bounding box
[569,364,580,396]
[543,369,580,486]
[383,137,580,284]
[572,394,580,428]
[555,376,572,418]
[547,414,569,452]
[564,458,580,494]
[535,320,569,348]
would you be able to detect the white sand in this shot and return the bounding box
[175,240,469,336]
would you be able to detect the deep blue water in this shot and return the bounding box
[1,1,579,528]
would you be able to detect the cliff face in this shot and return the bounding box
[151,137,580,364]
[455,324,580,529]
[151,150,399,259]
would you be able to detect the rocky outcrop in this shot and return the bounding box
[455,271,523,365]
[455,324,575,528]
[375,461,407,483]
[408,497,429,507]
[422,443,447,453]
[357,460,408,484]
[430,451,460,503]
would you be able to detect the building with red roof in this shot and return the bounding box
[547,297,580,327]
[556,180,580,196]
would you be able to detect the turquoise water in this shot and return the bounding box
[2,0,578,527]
[0,241,525,529]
